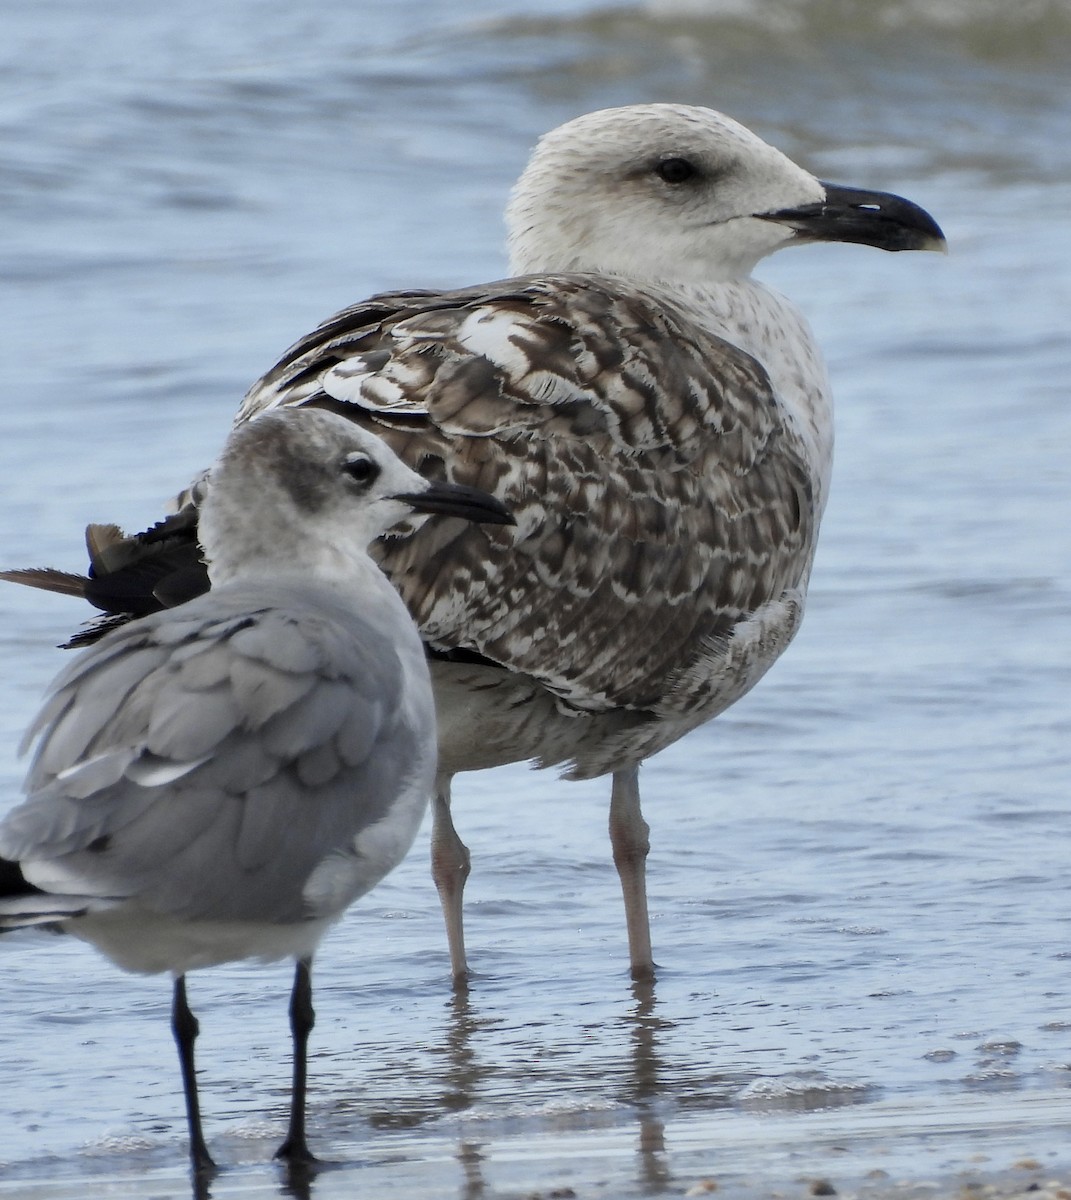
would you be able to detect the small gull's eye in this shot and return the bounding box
[654,157,699,185]
[341,453,380,487]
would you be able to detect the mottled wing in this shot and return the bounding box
[0,586,431,924]
[240,274,816,715]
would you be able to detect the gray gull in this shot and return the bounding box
[0,406,513,1173]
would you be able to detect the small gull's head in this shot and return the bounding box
[199,408,513,583]
[507,103,945,284]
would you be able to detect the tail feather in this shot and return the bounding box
[0,511,208,647]
[0,856,42,897]
[0,858,89,929]
[0,567,89,597]
[0,901,89,930]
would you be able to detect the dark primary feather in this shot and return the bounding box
[0,856,43,898]
[84,513,207,613]
[0,514,207,649]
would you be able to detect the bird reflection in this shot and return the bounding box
[622,977,672,1191]
[456,1137,487,1200]
[440,976,680,1196]
[176,975,694,1199]
[278,1155,321,1200]
[623,976,666,1102]
[438,988,495,1115]
[441,989,491,1199]
[176,1135,326,1200]
[191,1165,213,1200]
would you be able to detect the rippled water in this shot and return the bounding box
[1,1,1069,1196]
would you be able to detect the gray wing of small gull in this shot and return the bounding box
[239,274,816,716]
[1,582,427,925]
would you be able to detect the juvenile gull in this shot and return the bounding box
[0,407,513,1173]
[2,103,945,985]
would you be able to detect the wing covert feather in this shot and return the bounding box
[2,586,430,924]
[240,275,816,712]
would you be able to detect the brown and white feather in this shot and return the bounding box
[238,274,817,736]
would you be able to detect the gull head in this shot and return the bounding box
[507,103,945,284]
[200,408,513,584]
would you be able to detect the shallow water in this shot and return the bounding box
[1,1,1069,1196]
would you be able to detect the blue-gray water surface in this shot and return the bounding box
[1,2,1069,1197]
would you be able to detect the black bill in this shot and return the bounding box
[394,482,516,525]
[758,182,947,253]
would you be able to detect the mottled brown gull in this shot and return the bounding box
[0,408,513,1173]
[1,103,945,986]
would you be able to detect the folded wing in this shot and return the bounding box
[241,274,816,713]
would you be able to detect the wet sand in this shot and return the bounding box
[2,1153,1069,1200]
[3,1088,1069,1200]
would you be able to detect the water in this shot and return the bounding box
[1,1,1069,1196]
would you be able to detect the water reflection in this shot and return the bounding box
[620,977,667,1103]
[183,1147,318,1200]
[440,989,492,1199]
[420,976,684,1198]
[278,1158,316,1200]
[191,1166,212,1200]
[437,989,497,1115]
[456,1140,488,1200]
[624,979,672,1192]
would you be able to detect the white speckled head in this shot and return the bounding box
[506,103,825,283]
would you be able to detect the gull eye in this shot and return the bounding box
[341,453,380,488]
[654,156,699,185]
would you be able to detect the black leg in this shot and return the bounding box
[171,975,216,1175]
[275,956,317,1164]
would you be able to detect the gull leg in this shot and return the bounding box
[275,956,317,1164]
[171,975,216,1175]
[609,766,655,982]
[430,774,471,988]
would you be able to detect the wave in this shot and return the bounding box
[638,0,1071,51]
[472,0,1071,73]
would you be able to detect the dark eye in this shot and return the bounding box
[654,157,699,185]
[341,453,380,487]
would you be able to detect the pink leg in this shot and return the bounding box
[608,766,655,981]
[430,775,471,988]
